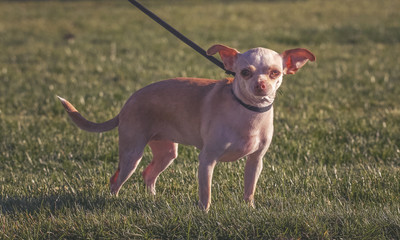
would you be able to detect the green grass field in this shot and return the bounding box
[1,0,399,239]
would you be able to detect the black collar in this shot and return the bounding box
[231,89,273,113]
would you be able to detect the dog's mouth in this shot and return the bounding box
[250,92,274,105]
[259,95,274,104]
[254,90,269,97]
[253,89,275,104]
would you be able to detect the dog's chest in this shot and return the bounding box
[217,132,268,162]
[216,116,273,162]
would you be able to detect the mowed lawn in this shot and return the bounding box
[1,0,399,239]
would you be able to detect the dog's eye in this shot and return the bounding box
[240,69,252,78]
[269,69,281,79]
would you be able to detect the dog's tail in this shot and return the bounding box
[57,96,119,132]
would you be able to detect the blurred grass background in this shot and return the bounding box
[1,0,399,239]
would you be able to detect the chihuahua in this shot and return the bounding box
[59,44,315,211]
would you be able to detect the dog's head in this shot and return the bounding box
[207,44,315,106]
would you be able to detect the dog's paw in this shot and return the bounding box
[198,201,210,213]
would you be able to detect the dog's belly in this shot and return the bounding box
[217,149,250,162]
[150,126,203,149]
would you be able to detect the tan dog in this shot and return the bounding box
[58,44,315,211]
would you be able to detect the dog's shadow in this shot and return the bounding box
[0,192,140,215]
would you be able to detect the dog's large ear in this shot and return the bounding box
[281,48,315,75]
[207,44,240,71]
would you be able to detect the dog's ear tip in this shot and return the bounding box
[302,49,316,61]
[206,44,220,55]
[207,44,239,56]
[283,48,315,61]
[308,51,316,61]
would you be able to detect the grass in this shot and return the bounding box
[1,0,400,239]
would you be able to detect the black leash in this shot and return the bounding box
[127,0,235,76]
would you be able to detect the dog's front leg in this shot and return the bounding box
[197,150,217,212]
[244,151,264,207]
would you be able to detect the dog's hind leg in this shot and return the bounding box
[142,140,178,194]
[110,133,147,196]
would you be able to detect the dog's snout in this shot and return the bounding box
[256,82,266,90]
[254,81,269,96]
